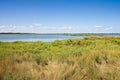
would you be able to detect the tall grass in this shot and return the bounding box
[0,37,120,80]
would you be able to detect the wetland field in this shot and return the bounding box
[0,36,120,80]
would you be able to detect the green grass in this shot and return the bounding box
[0,36,120,80]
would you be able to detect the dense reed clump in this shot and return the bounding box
[0,36,120,80]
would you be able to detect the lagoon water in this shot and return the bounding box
[0,34,83,42]
[0,33,120,42]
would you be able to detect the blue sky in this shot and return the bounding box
[0,0,120,33]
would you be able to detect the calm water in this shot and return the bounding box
[0,34,83,42]
[0,33,120,42]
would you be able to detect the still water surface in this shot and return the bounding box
[0,34,83,42]
[0,33,120,42]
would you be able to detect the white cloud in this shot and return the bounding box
[95,26,112,31]
[0,24,78,33]
[95,26,103,28]
[0,24,113,33]
[33,23,43,26]
[60,26,72,30]
[104,27,112,31]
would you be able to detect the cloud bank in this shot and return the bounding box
[95,26,112,31]
[0,24,113,33]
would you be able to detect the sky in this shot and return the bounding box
[0,0,120,33]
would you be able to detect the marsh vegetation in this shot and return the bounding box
[0,36,120,80]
